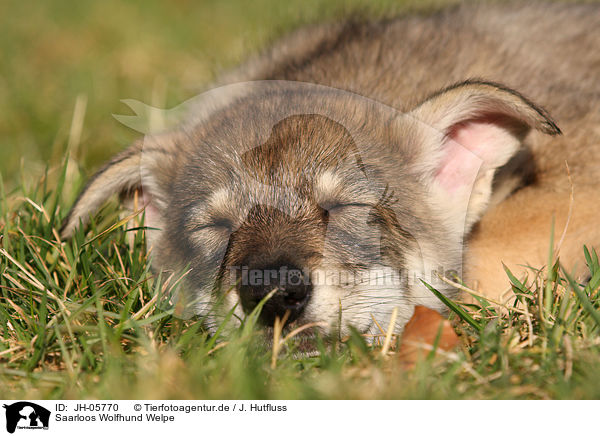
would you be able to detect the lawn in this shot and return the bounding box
[1,0,600,399]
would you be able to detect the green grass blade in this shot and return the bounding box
[420,280,482,332]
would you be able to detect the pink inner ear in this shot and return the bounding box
[139,188,160,230]
[434,120,508,193]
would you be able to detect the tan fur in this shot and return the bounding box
[466,185,600,301]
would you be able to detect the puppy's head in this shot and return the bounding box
[62,81,559,336]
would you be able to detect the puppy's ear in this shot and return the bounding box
[61,138,169,240]
[410,80,561,233]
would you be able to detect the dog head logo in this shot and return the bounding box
[3,402,50,434]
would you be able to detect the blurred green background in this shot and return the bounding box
[0,0,461,189]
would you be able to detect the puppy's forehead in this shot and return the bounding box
[211,111,369,174]
[183,95,394,215]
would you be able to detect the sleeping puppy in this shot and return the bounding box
[61,2,600,337]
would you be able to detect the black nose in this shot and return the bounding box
[238,264,311,325]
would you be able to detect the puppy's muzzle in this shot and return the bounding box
[238,263,311,325]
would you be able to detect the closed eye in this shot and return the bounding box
[193,217,233,232]
[327,202,372,212]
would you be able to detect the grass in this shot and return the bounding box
[2,0,600,400]
[2,155,600,399]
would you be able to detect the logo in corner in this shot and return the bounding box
[2,402,50,434]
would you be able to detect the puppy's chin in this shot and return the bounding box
[258,321,326,357]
